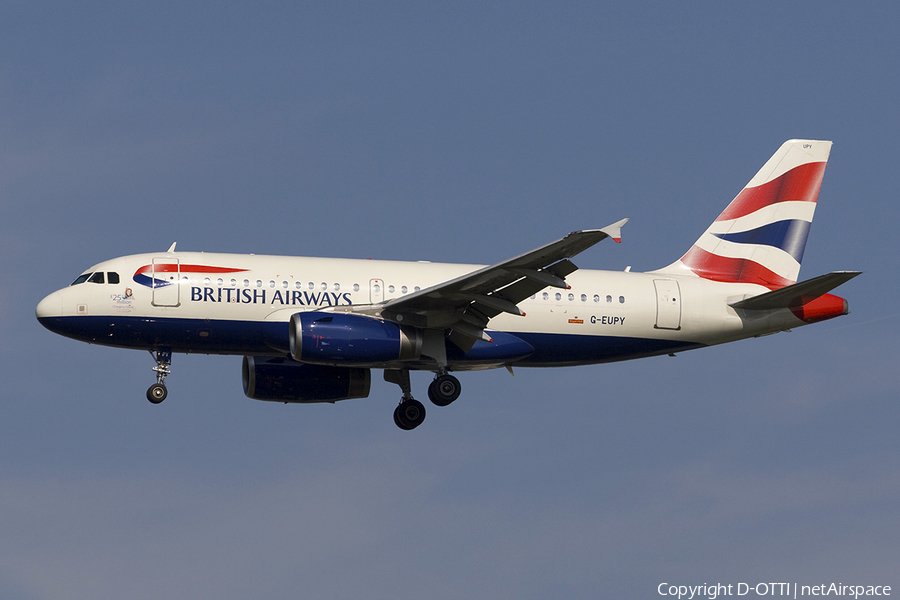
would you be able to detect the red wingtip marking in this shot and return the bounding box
[613,237,622,243]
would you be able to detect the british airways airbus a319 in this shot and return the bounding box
[37,140,859,430]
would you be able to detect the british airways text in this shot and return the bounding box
[190,287,352,306]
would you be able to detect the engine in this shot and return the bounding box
[289,312,423,365]
[242,355,370,403]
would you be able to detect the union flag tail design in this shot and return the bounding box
[661,140,832,289]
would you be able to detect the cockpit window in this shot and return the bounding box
[88,272,105,284]
[71,273,91,286]
[108,272,120,284]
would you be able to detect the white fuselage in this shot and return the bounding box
[37,251,803,371]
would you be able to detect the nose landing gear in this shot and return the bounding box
[147,350,172,404]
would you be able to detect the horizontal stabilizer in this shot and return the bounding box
[729,271,861,310]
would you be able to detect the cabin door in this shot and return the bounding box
[151,258,181,307]
[653,279,681,330]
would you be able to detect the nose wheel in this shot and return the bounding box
[147,350,172,404]
[147,383,167,404]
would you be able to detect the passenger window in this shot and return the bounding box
[606,295,613,303]
[108,272,120,284]
[619,296,625,304]
[593,295,600,303]
[71,273,91,286]
[88,272,105,284]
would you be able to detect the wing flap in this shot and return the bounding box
[381,221,627,345]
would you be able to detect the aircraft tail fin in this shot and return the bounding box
[659,139,832,289]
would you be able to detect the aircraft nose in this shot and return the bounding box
[36,291,63,321]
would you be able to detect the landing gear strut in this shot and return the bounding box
[147,350,172,404]
[384,369,426,430]
[428,373,461,407]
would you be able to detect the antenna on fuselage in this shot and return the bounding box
[166,242,177,253]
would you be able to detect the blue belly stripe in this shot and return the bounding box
[37,316,705,365]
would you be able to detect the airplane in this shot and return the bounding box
[36,139,859,430]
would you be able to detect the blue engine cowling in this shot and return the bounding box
[242,356,370,403]
[289,312,423,365]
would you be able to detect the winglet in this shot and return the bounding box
[166,242,177,253]
[600,218,628,243]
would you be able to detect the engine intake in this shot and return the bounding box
[242,356,370,403]
[289,312,423,365]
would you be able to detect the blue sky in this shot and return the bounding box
[1,3,898,598]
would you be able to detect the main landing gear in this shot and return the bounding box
[428,373,461,407]
[147,350,172,404]
[385,369,462,430]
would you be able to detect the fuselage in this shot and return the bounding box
[31,140,856,430]
[36,250,811,371]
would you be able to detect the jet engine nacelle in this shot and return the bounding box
[289,312,423,365]
[242,356,371,403]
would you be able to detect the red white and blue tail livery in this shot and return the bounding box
[665,139,830,288]
[36,140,860,430]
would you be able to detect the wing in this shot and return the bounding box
[378,219,628,349]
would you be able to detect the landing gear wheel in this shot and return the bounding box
[393,399,426,430]
[428,374,461,407]
[147,349,172,404]
[147,383,168,404]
